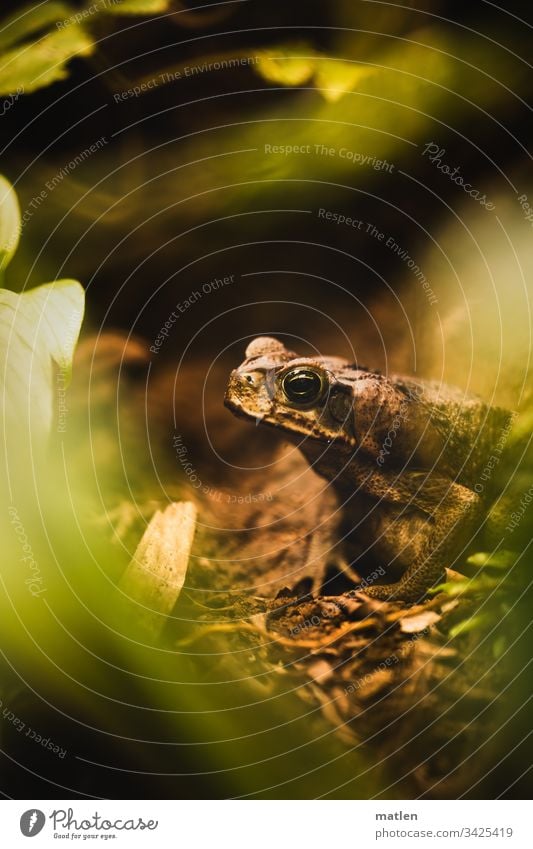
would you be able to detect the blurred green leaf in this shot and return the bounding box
[0,2,73,52]
[256,44,315,87]
[0,175,21,275]
[0,24,94,96]
[255,43,377,102]
[492,635,507,659]
[102,0,170,13]
[449,615,488,639]
[0,0,170,97]
[507,409,533,446]
[467,550,516,570]
[429,579,468,597]
[314,59,376,103]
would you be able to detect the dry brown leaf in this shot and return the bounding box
[399,610,441,634]
[306,659,334,684]
[119,501,197,639]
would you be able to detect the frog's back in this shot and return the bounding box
[391,373,513,491]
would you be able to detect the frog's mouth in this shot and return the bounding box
[224,370,274,423]
[224,391,272,428]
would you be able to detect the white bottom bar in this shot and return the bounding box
[1,799,530,848]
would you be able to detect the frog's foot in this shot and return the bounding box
[363,581,424,604]
[361,566,446,604]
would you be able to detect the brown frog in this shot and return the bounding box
[224,337,513,602]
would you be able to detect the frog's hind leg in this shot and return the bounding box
[355,513,439,602]
[363,481,483,604]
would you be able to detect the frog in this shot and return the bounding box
[224,336,513,602]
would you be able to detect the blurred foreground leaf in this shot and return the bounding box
[448,615,489,639]
[429,579,468,598]
[0,2,72,52]
[314,59,377,103]
[103,0,170,13]
[0,174,21,276]
[256,44,315,86]
[256,43,377,102]
[1,280,84,455]
[467,550,517,570]
[0,23,94,96]
[0,0,171,96]
[507,408,533,446]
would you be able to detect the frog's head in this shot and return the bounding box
[224,336,357,448]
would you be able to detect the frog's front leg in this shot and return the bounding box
[355,470,483,603]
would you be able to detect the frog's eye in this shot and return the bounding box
[281,367,327,406]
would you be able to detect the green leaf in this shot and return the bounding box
[467,550,516,570]
[0,281,85,453]
[255,45,377,102]
[0,175,21,274]
[256,45,316,87]
[0,24,95,96]
[102,0,170,13]
[0,3,74,52]
[507,409,533,446]
[492,635,507,659]
[314,60,376,103]
[428,579,468,597]
[449,615,487,639]
[0,1,172,96]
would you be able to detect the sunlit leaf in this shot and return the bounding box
[103,0,170,13]
[0,280,85,453]
[255,45,377,102]
[314,60,376,103]
[0,175,21,274]
[428,579,467,597]
[467,550,516,570]
[0,24,94,96]
[256,45,316,87]
[449,615,487,639]
[0,2,73,52]
[492,635,507,659]
[507,408,533,446]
